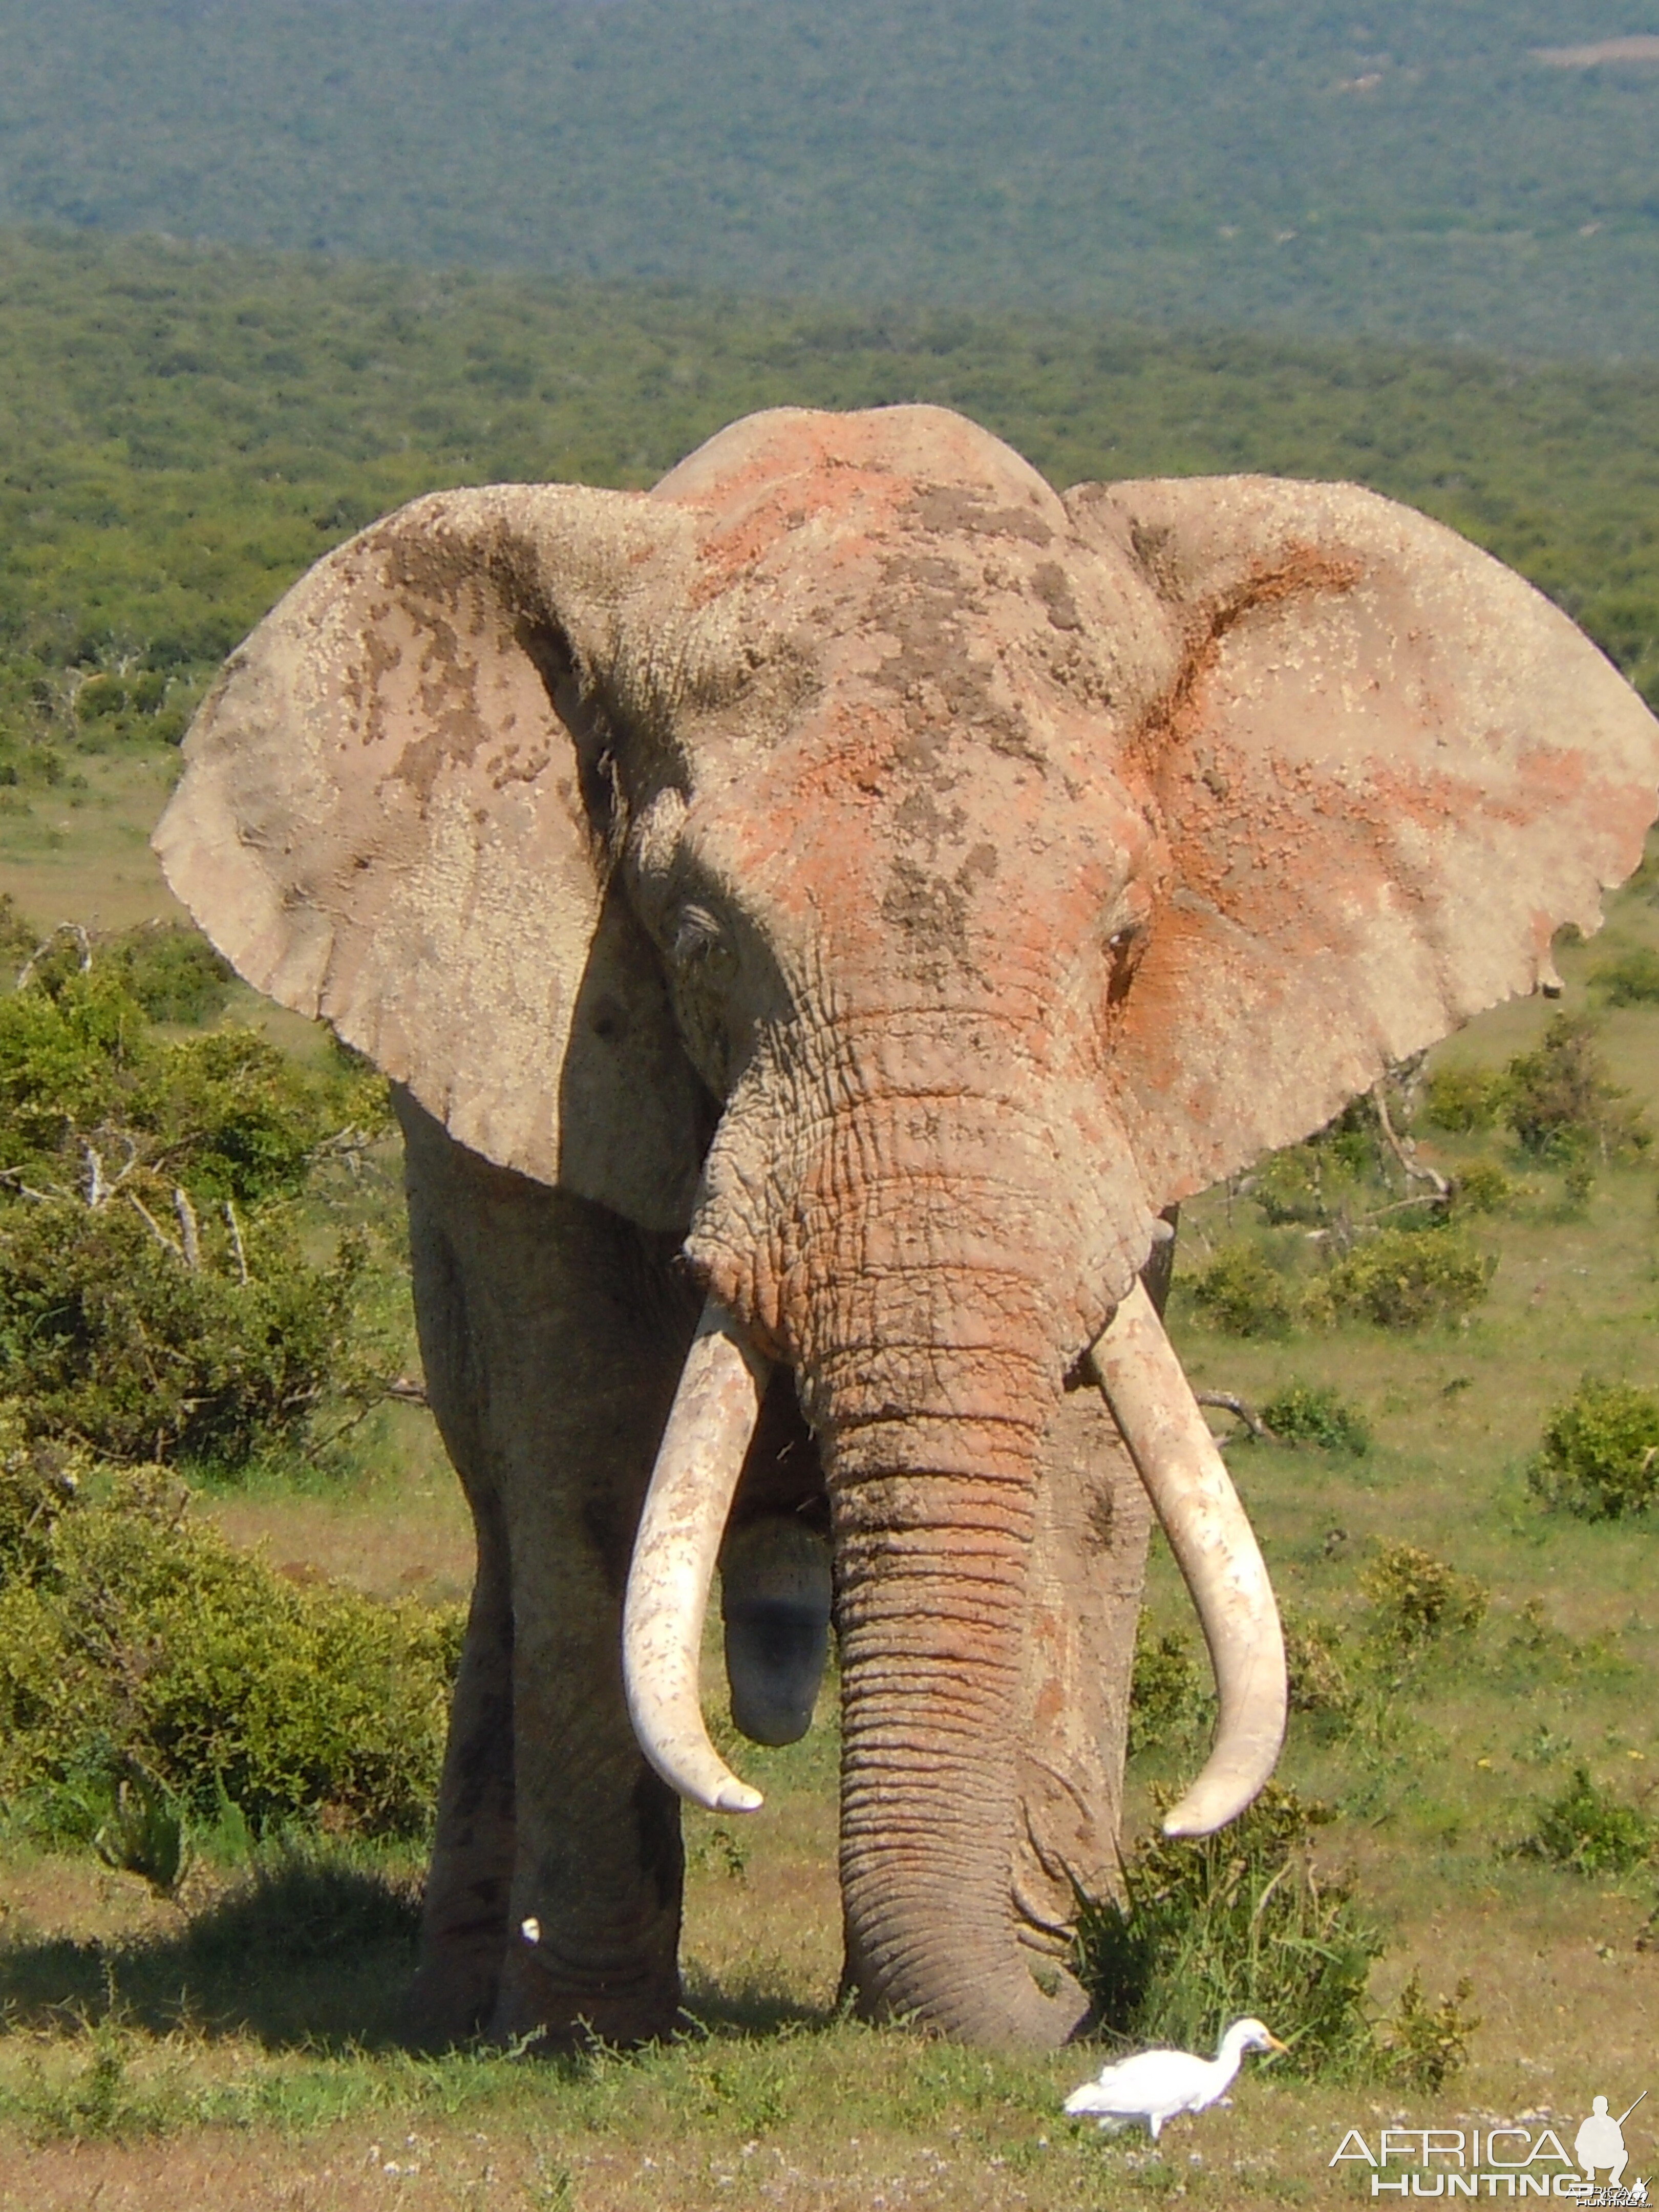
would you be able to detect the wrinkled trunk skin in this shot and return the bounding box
[1010,1387,1153,1980]
[757,1073,1147,2048]
[827,1356,1152,2046]
[397,1093,700,2050]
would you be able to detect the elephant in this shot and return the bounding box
[155,403,1659,2052]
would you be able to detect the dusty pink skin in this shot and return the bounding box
[155,405,1659,2049]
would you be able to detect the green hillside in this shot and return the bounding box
[2,226,1655,791]
[2,1,1657,358]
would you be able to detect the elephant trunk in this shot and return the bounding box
[794,1163,1090,2047]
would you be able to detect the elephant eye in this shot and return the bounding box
[1105,921,1148,1008]
[670,904,737,987]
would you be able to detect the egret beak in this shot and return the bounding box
[1264,2032,1289,2055]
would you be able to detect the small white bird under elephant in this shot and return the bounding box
[1065,2018,1287,2141]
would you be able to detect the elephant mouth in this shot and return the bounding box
[621,1285,1287,1841]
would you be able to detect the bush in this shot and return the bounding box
[101,925,233,1027]
[1591,945,1659,1005]
[0,1428,461,1839]
[1376,1971,1480,2091]
[1422,1063,1504,1133]
[1283,1611,1353,1716]
[1360,1543,1487,1648]
[0,931,399,1465]
[1188,1243,1294,1337]
[1520,1765,1654,1876]
[1503,1014,1648,1161]
[1074,1786,1384,2080]
[0,1200,391,1466]
[1528,1376,1659,1520]
[1449,1160,1512,1216]
[1128,1622,1201,1755]
[0,895,37,979]
[1262,1382,1370,1455]
[1304,1228,1493,1330]
[1251,1108,1382,1228]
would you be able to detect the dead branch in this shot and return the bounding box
[81,1133,139,1209]
[1195,1390,1278,1443]
[0,1167,68,1204]
[222,1198,249,1286]
[172,1187,201,1271]
[1371,1078,1451,1203]
[386,1375,429,1406]
[126,1192,182,1260]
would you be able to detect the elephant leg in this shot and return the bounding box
[404,1455,515,2045]
[395,1092,698,2050]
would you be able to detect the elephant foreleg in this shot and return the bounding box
[396,1091,699,2050]
[405,1488,515,2045]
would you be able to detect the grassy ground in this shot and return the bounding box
[0,765,1651,2205]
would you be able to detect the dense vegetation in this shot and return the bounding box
[2,225,1655,798]
[0,908,400,1467]
[3,2,1658,359]
[0,1431,459,1848]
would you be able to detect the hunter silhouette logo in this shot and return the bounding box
[1577,2094,1646,2196]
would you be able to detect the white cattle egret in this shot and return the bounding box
[1064,2017,1287,2141]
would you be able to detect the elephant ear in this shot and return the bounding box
[154,484,715,1231]
[1065,473,1659,1204]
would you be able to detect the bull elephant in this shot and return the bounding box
[155,405,1659,2052]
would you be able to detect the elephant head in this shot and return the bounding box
[156,406,1659,2050]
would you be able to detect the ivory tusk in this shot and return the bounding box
[623,1299,773,1814]
[1087,1278,1287,1837]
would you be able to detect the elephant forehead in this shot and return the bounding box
[652,405,1069,593]
[694,692,1160,1011]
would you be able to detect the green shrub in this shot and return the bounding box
[1304,1228,1493,1330]
[1283,1612,1353,1716]
[102,924,233,1026]
[0,1434,461,1839]
[1422,1063,1504,1133]
[1449,1160,1512,1216]
[1188,1242,1294,1337]
[1520,1765,1654,1876]
[1074,1785,1384,2080]
[1376,1971,1480,2091]
[1261,1382,1370,1455]
[0,1200,392,1466]
[1128,1622,1201,1755]
[0,942,399,1464]
[1503,1013,1649,1161]
[1591,945,1659,1005]
[0,895,37,979]
[1251,1144,1330,1226]
[1528,1377,1659,1520]
[93,1763,193,1898]
[1251,1108,1381,1227]
[1360,1543,1487,1648]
